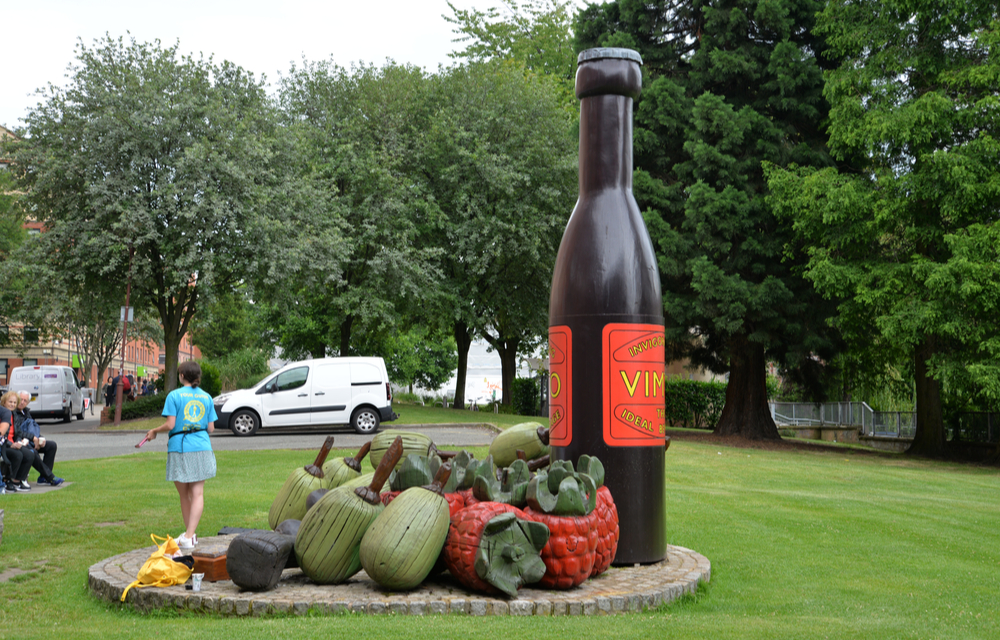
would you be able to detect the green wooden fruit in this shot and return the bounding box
[488,422,549,467]
[294,436,403,584]
[268,436,335,530]
[359,463,453,590]
[369,429,455,470]
[322,441,371,489]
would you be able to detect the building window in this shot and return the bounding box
[23,359,37,367]
[159,353,166,365]
[23,327,39,344]
[0,326,8,346]
[0,358,7,382]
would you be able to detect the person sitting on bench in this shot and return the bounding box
[14,391,63,485]
[1,391,63,490]
[2,391,34,492]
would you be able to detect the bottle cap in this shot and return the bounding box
[577,48,643,65]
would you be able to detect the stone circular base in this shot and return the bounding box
[90,537,710,616]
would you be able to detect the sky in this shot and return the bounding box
[1,0,504,130]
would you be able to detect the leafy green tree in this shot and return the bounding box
[271,59,441,358]
[446,0,578,90]
[766,3,1000,455]
[189,288,270,360]
[7,35,279,392]
[381,326,457,394]
[576,1,840,439]
[417,62,577,406]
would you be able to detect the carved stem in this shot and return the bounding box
[305,436,335,478]
[537,426,550,446]
[421,461,452,496]
[344,440,372,473]
[356,436,403,504]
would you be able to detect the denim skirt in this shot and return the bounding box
[166,450,217,483]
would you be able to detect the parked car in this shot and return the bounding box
[212,356,398,436]
[7,365,85,422]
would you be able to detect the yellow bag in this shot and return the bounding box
[120,534,193,601]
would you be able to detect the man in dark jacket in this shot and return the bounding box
[15,391,63,485]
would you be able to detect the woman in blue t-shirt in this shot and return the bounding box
[144,361,218,551]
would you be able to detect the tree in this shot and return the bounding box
[60,290,161,389]
[446,0,578,89]
[766,3,1000,456]
[576,1,841,439]
[381,325,457,395]
[417,62,577,405]
[189,288,269,360]
[271,59,441,358]
[8,35,278,392]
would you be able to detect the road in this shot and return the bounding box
[35,411,499,462]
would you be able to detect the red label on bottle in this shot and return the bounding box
[548,326,572,446]
[603,324,666,447]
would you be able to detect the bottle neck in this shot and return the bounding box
[578,94,633,195]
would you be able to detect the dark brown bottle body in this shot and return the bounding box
[549,49,666,564]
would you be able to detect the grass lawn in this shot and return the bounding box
[391,402,549,430]
[2,438,998,639]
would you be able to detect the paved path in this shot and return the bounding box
[34,412,499,462]
[92,537,711,617]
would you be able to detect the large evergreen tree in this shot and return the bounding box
[576,0,840,439]
[767,2,1000,456]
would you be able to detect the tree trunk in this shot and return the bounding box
[339,315,354,356]
[713,334,780,440]
[483,332,520,405]
[907,336,944,456]
[452,321,472,410]
[163,330,181,393]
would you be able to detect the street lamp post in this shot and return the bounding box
[113,246,134,426]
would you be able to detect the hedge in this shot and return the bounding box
[108,394,167,421]
[663,379,727,429]
[512,377,541,416]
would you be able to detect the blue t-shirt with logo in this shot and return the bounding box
[162,385,218,453]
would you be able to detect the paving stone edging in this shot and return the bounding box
[90,538,710,616]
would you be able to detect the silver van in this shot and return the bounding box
[8,365,86,422]
[212,356,398,436]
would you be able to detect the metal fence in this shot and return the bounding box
[769,401,916,438]
[951,412,1000,444]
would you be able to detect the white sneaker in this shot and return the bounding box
[176,533,194,550]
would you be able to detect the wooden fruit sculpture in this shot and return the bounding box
[360,463,453,590]
[522,460,600,589]
[321,441,372,488]
[381,452,467,517]
[368,430,455,470]
[294,436,403,584]
[577,455,619,576]
[442,502,550,596]
[268,436,335,529]
[489,422,550,467]
[472,459,533,507]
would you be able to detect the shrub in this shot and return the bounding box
[496,403,517,415]
[663,379,728,429]
[205,348,271,392]
[512,377,540,416]
[199,360,222,397]
[109,394,167,421]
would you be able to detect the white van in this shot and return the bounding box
[8,365,86,422]
[212,356,398,436]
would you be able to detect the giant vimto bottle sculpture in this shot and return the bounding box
[548,48,666,564]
